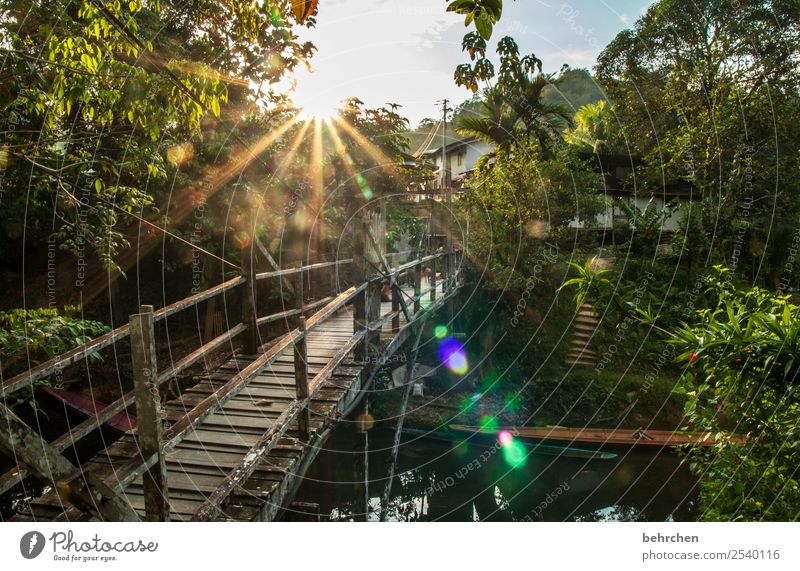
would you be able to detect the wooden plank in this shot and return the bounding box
[190,330,364,521]
[294,317,310,441]
[130,305,169,521]
[255,259,353,281]
[241,244,259,354]
[104,323,306,491]
[256,297,333,327]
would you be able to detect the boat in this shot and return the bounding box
[402,427,618,460]
[447,424,745,447]
[41,387,137,433]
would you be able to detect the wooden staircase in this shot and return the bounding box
[565,302,599,367]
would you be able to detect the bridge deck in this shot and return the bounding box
[13,281,446,522]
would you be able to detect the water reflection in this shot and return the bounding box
[287,425,697,522]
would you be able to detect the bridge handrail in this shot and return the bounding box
[0,246,435,397]
[255,258,352,281]
[0,242,458,512]
[0,275,246,397]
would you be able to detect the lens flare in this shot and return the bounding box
[479,415,498,433]
[502,439,527,468]
[459,393,481,413]
[498,430,513,446]
[434,325,448,339]
[504,395,522,413]
[355,411,375,432]
[437,337,468,375]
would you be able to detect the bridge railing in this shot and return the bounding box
[0,227,461,520]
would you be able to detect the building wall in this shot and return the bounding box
[570,195,684,231]
[431,140,492,181]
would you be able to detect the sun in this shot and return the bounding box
[296,95,341,122]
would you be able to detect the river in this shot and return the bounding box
[286,422,698,522]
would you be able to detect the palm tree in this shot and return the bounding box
[564,100,610,153]
[455,42,573,166]
[454,87,519,170]
[503,72,572,156]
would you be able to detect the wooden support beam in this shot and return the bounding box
[365,279,381,363]
[380,325,424,522]
[391,284,400,333]
[353,217,367,363]
[129,305,169,522]
[364,223,392,281]
[241,243,259,355]
[295,263,305,327]
[430,257,437,302]
[413,264,422,313]
[294,316,310,442]
[253,235,295,294]
[0,402,139,521]
[203,296,218,343]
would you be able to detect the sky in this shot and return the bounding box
[290,0,653,127]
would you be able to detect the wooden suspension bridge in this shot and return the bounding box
[0,216,462,522]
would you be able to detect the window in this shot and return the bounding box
[457,152,464,167]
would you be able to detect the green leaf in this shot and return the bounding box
[474,11,493,39]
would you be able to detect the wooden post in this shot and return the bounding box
[129,305,169,522]
[365,278,381,361]
[353,218,367,363]
[430,257,437,302]
[295,263,305,329]
[391,282,400,333]
[203,296,217,343]
[241,243,258,354]
[413,263,422,313]
[294,316,310,442]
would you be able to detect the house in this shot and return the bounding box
[408,136,696,236]
[570,152,697,233]
[406,136,491,197]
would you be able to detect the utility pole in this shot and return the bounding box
[439,99,453,301]
[440,99,449,193]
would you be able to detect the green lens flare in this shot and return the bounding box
[479,415,498,433]
[502,439,527,468]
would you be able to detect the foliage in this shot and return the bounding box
[560,259,611,311]
[613,197,680,256]
[456,40,571,162]
[0,0,315,273]
[596,0,800,288]
[447,0,504,40]
[0,306,108,371]
[0,306,109,408]
[669,267,800,520]
[563,100,625,154]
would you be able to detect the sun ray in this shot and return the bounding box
[272,119,313,180]
[330,115,401,177]
[325,119,373,200]
[308,117,326,253]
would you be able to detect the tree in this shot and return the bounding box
[455,39,571,162]
[0,0,315,273]
[596,0,800,287]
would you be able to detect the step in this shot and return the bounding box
[567,347,597,357]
